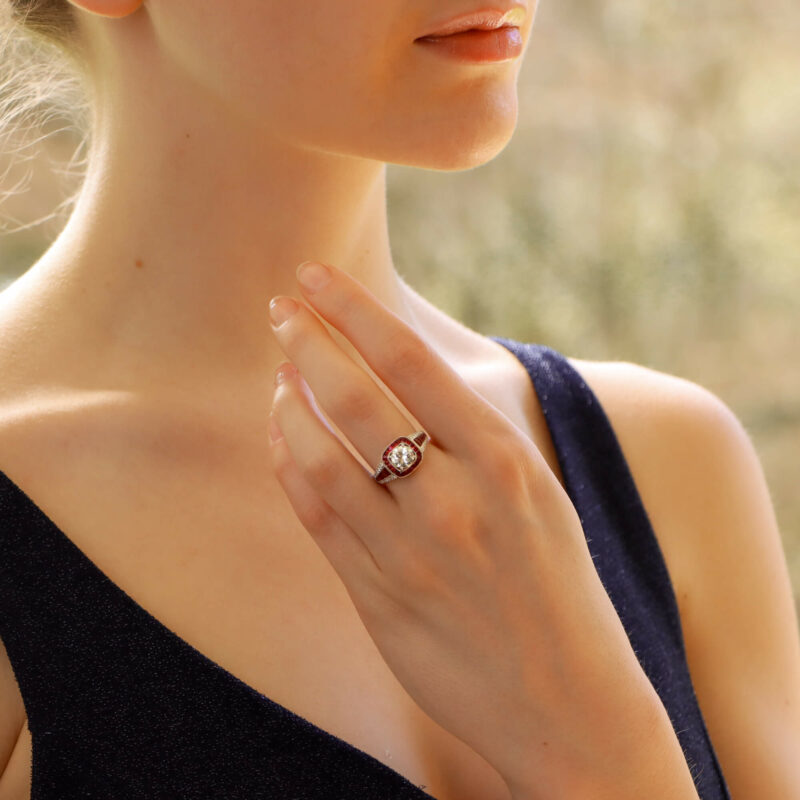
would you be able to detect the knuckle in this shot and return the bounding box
[420,497,470,538]
[328,286,361,322]
[300,500,337,532]
[302,447,341,490]
[483,440,527,482]
[506,451,531,484]
[480,438,550,505]
[383,333,436,382]
[333,381,379,424]
[516,447,553,501]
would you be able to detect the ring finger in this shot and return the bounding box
[269,295,436,485]
[271,365,409,570]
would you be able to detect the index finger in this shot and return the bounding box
[293,260,508,456]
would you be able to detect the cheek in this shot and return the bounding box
[152,0,393,134]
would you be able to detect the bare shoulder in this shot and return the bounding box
[0,289,146,785]
[562,353,777,613]
[558,356,728,623]
[565,354,731,433]
[561,354,763,605]
[0,277,146,463]
[0,281,107,782]
[564,355,800,798]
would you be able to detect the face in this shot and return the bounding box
[139,1,538,171]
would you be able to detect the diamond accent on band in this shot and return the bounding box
[382,437,422,476]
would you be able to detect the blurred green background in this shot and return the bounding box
[2,0,799,613]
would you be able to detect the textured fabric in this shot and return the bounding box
[490,340,732,800]
[0,338,732,799]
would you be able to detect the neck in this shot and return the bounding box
[32,55,423,399]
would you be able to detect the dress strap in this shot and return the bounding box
[489,337,732,800]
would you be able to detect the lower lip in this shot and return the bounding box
[414,27,523,63]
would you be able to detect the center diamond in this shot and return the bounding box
[388,442,417,471]
[382,436,422,476]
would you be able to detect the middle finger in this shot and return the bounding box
[269,295,426,475]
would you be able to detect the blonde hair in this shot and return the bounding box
[0,1,92,235]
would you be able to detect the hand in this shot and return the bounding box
[266,261,676,795]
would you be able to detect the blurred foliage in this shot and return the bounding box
[1,0,799,611]
[388,0,800,613]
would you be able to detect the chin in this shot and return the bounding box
[351,84,518,170]
[399,114,518,172]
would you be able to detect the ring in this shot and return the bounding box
[371,431,430,485]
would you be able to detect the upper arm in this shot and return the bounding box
[575,358,800,799]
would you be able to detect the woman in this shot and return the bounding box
[0,1,798,798]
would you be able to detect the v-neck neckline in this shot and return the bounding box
[1,337,734,800]
[0,338,550,800]
[0,337,551,800]
[0,460,443,799]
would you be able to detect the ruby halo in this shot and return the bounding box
[382,436,423,477]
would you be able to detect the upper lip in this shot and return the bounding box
[416,5,527,38]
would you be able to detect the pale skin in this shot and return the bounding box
[0,0,799,798]
[264,260,704,799]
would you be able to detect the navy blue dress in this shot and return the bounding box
[0,339,732,799]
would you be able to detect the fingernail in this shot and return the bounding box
[274,362,296,387]
[296,261,331,293]
[269,296,299,328]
